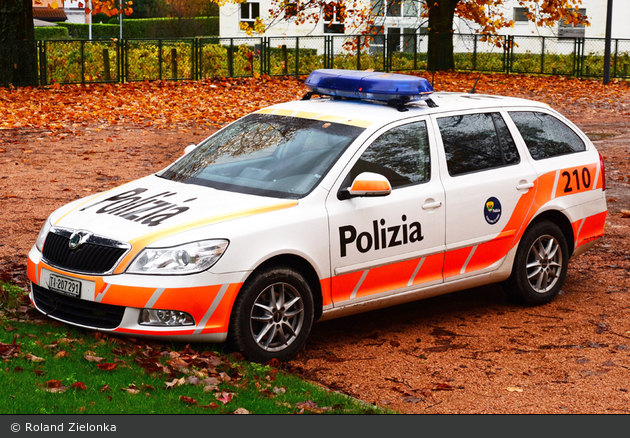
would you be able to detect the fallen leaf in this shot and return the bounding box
[84,354,105,362]
[215,391,234,404]
[71,382,87,390]
[25,353,45,362]
[180,396,198,405]
[97,363,118,371]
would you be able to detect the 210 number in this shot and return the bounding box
[562,167,591,193]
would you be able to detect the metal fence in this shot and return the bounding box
[22,33,630,86]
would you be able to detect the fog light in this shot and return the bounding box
[139,309,194,326]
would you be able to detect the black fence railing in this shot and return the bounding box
[9,33,630,86]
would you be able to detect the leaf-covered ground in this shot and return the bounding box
[1,73,630,414]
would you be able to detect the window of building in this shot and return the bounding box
[324,2,345,34]
[240,2,260,30]
[371,0,418,18]
[285,1,298,18]
[558,8,586,38]
[513,7,529,23]
[509,111,586,160]
[437,113,520,177]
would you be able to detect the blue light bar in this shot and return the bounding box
[304,69,434,104]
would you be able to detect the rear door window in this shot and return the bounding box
[436,112,520,177]
[508,111,586,160]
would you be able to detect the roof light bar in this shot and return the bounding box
[304,69,436,109]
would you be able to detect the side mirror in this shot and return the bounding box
[183,144,198,155]
[340,172,392,199]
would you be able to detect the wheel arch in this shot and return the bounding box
[526,210,575,257]
[247,254,324,321]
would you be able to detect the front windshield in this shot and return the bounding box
[159,113,365,198]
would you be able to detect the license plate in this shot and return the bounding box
[48,274,82,298]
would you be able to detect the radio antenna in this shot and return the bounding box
[469,72,482,94]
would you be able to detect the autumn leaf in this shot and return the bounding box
[215,391,234,404]
[25,353,45,363]
[43,379,68,393]
[84,354,105,363]
[507,387,524,393]
[179,396,198,405]
[97,363,118,371]
[0,340,20,359]
[71,382,87,390]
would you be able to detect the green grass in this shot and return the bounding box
[0,282,388,415]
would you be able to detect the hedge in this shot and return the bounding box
[34,26,70,40]
[57,17,219,40]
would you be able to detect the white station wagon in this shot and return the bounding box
[28,70,607,362]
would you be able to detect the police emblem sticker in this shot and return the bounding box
[484,197,502,225]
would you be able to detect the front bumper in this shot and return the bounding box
[27,245,244,343]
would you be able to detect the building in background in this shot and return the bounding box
[220,0,629,40]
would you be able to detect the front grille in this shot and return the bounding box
[31,283,125,329]
[42,229,129,274]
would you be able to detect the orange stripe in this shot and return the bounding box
[575,211,607,248]
[113,201,298,274]
[410,254,444,286]
[331,271,366,303]
[355,258,421,299]
[331,253,444,303]
[553,163,599,199]
[320,278,333,307]
[99,283,157,308]
[27,259,38,284]
[199,283,242,334]
[443,247,474,279]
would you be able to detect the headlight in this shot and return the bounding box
[126,239,229,275]
[36,216,53,252]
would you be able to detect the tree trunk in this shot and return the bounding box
[0,0,38,86]
[427,0,458,71]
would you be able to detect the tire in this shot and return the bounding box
[504,221,569,306]
[228,265,314,363]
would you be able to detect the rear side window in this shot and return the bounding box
[509,111,586,160]
[437,112,520,177]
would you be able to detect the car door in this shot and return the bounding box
[326,118,446,306]
[432,110,538,282]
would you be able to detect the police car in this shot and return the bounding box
[27,69,607,362]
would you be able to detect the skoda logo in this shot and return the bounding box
[68,231,90,250]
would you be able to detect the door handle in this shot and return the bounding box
[422,200,442,210]
[516,181,535,191]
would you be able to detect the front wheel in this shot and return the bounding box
[504,221,569,306]
[228,265,314,363]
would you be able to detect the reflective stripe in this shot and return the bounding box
[194,284,229,335]
[95,283,111,303]
[145,288,166,308]
[408,257,425,287]
[460,246,477,275]
[350,270,369,300]
[551,169,560,201]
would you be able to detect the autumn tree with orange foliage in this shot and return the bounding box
[259,0,589,71]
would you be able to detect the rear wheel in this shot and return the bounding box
[228,265,314,363]
[504,221,569,306]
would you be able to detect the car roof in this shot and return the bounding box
[258,92,551,129]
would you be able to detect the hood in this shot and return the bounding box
[51,175,298,245]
